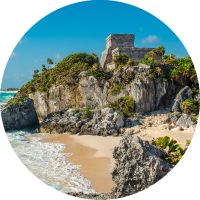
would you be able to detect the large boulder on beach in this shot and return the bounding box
[111,135,172,198]
[1,98,39,131]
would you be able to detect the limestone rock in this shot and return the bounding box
[40,108,127,136]
[111,135,172,198]
[176,113,195,128]
[168,112,196,128]
[172,86,193,112]
[129,75,156,113]
[67,192,111,199]
[78,76,107,108]
[1,98,39,131]
[155,79,168,108]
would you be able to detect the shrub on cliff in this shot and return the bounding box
[6,93,29,106]
[7,53,100,106]
[180,98,199,114]
[143,46,165,65]
[86,63,112,81]
[108,96,136,117]
[113,53,129,67]
[127,58,135,67]
[152,136,190,164]
[80,107,93,119]
[170,56,198,86]
[144,48,198,89]
[146,63,171,80]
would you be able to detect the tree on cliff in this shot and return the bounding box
[143,46,165,65]
[42,64,47,73]
[47,58,54,69]
[33,69,40,79]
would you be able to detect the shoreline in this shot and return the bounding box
[0,90,18,93]
[42,134,121,193]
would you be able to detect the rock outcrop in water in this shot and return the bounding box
[1,98,39,131]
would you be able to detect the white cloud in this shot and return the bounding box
[142,35,159,44]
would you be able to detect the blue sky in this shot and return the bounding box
[2,0,188,89]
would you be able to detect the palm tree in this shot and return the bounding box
[33,69,40,79]
[42,64,47,73]
[47,58,54,69]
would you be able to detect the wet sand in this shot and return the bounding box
[42,134,121,193]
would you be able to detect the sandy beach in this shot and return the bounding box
[135,126,194,147]
[42,134,121,193]
[41,117,195,193]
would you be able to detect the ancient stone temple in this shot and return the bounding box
[100,34,154,69]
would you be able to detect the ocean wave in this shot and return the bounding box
[7,131,95,194]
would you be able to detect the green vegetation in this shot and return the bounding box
[143,46,165,65]
[80,107,93,119]
[108,96,136,117]
[47,58,54,69]
[110,83,125,95]
[127,58,135,67]
[6,46,199,110]
[33,69,40,79]
[109,66,135,95]
[152,136,190,165]
[180,98,199,115]
[7,53,99,105]
[113,53,129,68]
[86,63,112,81]
[42,64,47,74]
[7,93,28,106]
[143,47,198,91]
[191,115,199,123]
[169,56,198,86]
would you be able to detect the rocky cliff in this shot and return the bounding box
[1,99,39,131]
[22,65,179,120]
[1,52,199,131]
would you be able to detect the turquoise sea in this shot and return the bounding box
[1,92,93,194]
[0,91,16,106]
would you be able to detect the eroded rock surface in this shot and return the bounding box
[40,107,131,136]
[111,135,172,198]
[172,86,193,112]
[1,98,39,131]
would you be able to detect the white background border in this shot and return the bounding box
[0,0,200,199]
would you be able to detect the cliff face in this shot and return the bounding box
[29,85,79,121]
[2,52,199,131]
[28,64,172,122]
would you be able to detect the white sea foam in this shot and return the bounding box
[7,131,95,194]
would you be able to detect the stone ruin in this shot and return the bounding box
[100,34,154,70]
